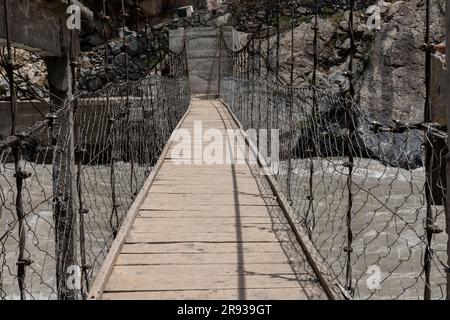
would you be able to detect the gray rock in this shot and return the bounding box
[129,73,140,81]
[125,36,140,57]
[357,124,423,170]
[114,52,130,66]
[358,0,445,126]
[87,77,103,91]
[329,69,350,93]
[266,16,337,85]
[340,38,351,51]
[80,68,90,77]
[339,11,361,32]
[110,41,122,56]
[86,35,103,47]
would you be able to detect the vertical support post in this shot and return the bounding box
[344,0,355,297]
[76,147,89,298]
[135,0,142,75]
[305,0,319,238]
[69,0,82,299]
[257,29,262,134]
[218,28,223,97]
[250,38,255,128]
[109,115,119,238]
[102,0,119,240]
[121,0,135,199]
[287,1,295,201]
[265,5,271,158]
[101,0,110,83]
[445,0,450,300]
[121,0,129,83]
[68,0,84,298]
[423,0,434,300]
[275,0,280,81]
[3,0,29,299]
[184,29,190,94]
[46,56,77,300]
[266,8,271,79]
[44,0,80,299]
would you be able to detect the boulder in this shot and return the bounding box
[87,77,103,91]
[114,52,130,66]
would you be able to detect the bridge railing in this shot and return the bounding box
[0,75,190,300]
[221,76,448,300]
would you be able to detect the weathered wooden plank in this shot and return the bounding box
[160,163,251,170]
[142,193,270,208]
[139,205,277,213]
[102,287,314,300]
[133,216,276,225]
[105,265,303,292]
[126,228,282,243]
[130,220,289,234]
[121,242,287,254]
[156,168,254,176]
[148,184,265,195]
[131,220,289,237]
[115,251,291,265]
[154,174,257,180]
[137,207,272,218]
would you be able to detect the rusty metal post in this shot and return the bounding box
[101,0,110,83]
[344,0,356,297]
[275,0,280,81]
[3,0,31,300]
[305,0,319,239]
[45,54,77,300]
[286,2,295,201]
[44,0,80,300]
[184,30,190,94]
[423,0,434,300]
[218,28,223,97]
[445,0,450,300]
[120,0,135,198]
[75,146,89,298]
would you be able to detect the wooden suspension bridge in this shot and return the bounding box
[2,0,449,301]
[88,98,342,300]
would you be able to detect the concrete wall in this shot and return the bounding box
[188,27,221,95]
[142,0,204,16]
[0,0,72,57]
[170,26,239,95]
[0,102,50,141]
[431,54,447,126]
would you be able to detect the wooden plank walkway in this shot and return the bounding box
[89,98,328,300]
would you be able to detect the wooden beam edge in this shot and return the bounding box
[87,98,193,300]
[218,98,347,300]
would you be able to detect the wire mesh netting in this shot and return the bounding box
[221,76,448,299]
[0,74,190,300]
